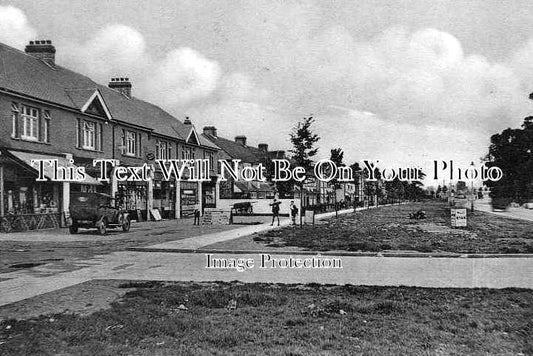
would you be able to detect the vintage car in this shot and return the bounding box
[231,201,255,215]
[69,192,131,235]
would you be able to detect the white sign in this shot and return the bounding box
[304,210,315,224]
[451,208,467,227]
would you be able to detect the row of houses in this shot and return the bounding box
[0,39,365,232]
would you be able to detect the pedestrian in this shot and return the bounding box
[270,198,281,226]
[193,204,200,225]
[290,200,298,225]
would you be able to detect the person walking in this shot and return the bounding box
[270,198,281,226]
[193,204,201,225]
[290,200,298,225]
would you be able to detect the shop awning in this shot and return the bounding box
[7,150,101,185]
[234,181,275,193]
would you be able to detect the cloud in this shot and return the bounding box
[0,5,36,49]
[272,26,528,134]
[60,25,220,106]
[62,25,147,82]
[141,47,221,106]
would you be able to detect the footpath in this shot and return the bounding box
[0,204,532,309]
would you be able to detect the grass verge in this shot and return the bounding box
[0,281,531,355]
[253,201,533,253]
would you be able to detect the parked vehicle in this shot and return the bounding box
[231,201,255,215]
[69,192,130,235]
[491,197,511,211]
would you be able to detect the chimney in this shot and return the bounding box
[108,77,132,98]
[184,116,192,125]
[203,126,217,137]
[25,40,56,66]
[235,135,247,146]
[258,143,268,152]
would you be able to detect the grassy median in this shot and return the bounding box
[253,201,533,254]
[0,281,531,355]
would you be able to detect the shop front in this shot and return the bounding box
[153,173,176,219]
[117,181,148,221]
[0,150,99,232]
[180,181,198,218]
[202,178,217,210]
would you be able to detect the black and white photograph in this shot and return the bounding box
[0,1,532,354]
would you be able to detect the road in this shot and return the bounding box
[474,199,533,222]
[0,204,532,308]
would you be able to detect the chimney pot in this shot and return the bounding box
[235,135,247,146]
[258,143,268,152]
[108,77,132,98]
[203,126,217,137]
[184,116,192,125]
[25,40,56,66]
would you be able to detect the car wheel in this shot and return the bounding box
[97,219,107,235]
[122,216,131,232]
[69,222,78,234]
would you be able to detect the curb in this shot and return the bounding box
[126,246,533,258]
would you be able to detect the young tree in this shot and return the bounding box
[349,162,362,211]
[329,148,344,217]
[289,116,320,226]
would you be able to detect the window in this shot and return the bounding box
[156,140,171,159]
[43,111,51,143]
[11,103,19,138]
[126,131,137,156]
[82,121,96,149]
[182,146,195,160]
[21,105,39,141]
[11,104,49,142]
[77,119,102,150]
[204,151,215,170]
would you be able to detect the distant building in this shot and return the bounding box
[202,127,277,200]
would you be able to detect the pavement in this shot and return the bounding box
[0,203,532,309]
[132,206,362,251]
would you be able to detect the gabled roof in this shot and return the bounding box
[80,89,112,120]
[0,42,215,148]
[202,134,266,164]
[186,127,200,145]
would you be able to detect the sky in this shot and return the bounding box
[2,0,533,185]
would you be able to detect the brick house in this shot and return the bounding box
[0,40,218,232]
[202,127,277,200]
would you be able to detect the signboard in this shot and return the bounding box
[150,209,162,221]
[451,208,467,228]
[304,210,315,225]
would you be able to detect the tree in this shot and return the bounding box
[329,148,344,217]
[350,162,362,211]
[485,115,533,205]
[289,116,320,226]
[290,116,320,168]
